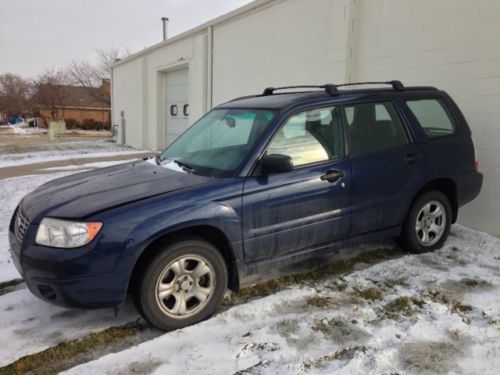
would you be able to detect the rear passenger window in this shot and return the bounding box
[406,99,455,138]
[345,102,408,155]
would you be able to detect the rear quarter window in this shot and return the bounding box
[406,99,455,138]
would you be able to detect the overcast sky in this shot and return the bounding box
[0,0,253,78]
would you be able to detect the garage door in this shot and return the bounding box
[164,68,189,146]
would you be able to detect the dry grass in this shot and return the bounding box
[381,296,425,320]
[0,326,137,375]
[0,279,24,296]
[352,287,384,301]
[228,247,400,305]
[303,295,332,308]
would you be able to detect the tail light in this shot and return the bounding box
[473,160,479,172]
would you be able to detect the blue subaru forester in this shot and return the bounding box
[9,81,482,330]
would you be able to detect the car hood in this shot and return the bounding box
[21,160,213,221]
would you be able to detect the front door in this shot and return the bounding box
[242,106,352,263]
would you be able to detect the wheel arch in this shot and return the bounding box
[128,224,240,296]
[408,178,458,223]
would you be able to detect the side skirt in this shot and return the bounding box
[237,226,401,288]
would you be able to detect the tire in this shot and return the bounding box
[398,191,452,253]
[133,238,228,331]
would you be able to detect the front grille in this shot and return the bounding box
[14,208,29,242]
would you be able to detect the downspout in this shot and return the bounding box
[206,25,214,111]
[110,65,116,141]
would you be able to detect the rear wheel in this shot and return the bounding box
[133,238,227,331]
[398,191,452,253]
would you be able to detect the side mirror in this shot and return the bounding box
[261,154,293,174]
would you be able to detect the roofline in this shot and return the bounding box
[112,0,281,68]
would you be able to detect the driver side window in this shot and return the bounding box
[267,106,343,167]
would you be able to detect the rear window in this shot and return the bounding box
[406,99,455,138]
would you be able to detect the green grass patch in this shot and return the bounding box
[0,325,137,375]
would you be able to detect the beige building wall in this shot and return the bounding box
[112,58,144,147]
[211,0,351,105]
[349,0,500,235]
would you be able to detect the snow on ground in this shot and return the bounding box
[0,289,139,367]
[0,157,144,367]
[0,160,138,283]
[0,141,498,373]
[7,124,46,135]
[0,173,71,283]
[0,140,150,167]
[37,159,139,172]
[64,226,500,375]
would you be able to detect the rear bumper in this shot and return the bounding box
[457,171,483,207]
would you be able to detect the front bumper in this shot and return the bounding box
[9,227,130,308]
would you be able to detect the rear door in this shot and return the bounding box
[345,100,427,235]
[242,106,352,263]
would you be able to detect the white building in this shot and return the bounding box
[111,0,500,235]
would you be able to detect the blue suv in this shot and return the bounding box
[9,81,482,330]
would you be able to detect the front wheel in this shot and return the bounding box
[398,191,452,253]
[133,238,228,331]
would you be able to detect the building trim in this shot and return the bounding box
[112,0,280,69]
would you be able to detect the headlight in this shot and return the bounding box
[35,218,103,248]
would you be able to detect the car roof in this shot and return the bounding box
[217,83,440,110]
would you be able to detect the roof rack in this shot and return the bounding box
[336,80,405,91]
[261,80,405,96]
[262,84,338,96]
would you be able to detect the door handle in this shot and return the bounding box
[320,170,344,183]
[404,154,420,164]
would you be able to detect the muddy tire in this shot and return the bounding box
[133,238,227,331]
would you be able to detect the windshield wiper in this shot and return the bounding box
[173,159,195,173]
[154,154,163,165]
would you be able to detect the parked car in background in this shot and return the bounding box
[10,81,482,331]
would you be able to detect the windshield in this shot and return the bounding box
[160,108,276,177]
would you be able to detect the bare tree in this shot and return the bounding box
[67,47,129,106]
[31,68,70,122]
[0,73,30,115]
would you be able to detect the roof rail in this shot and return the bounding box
[336,80,405,91]
[261,81,405,97]
[262,84,338,96]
